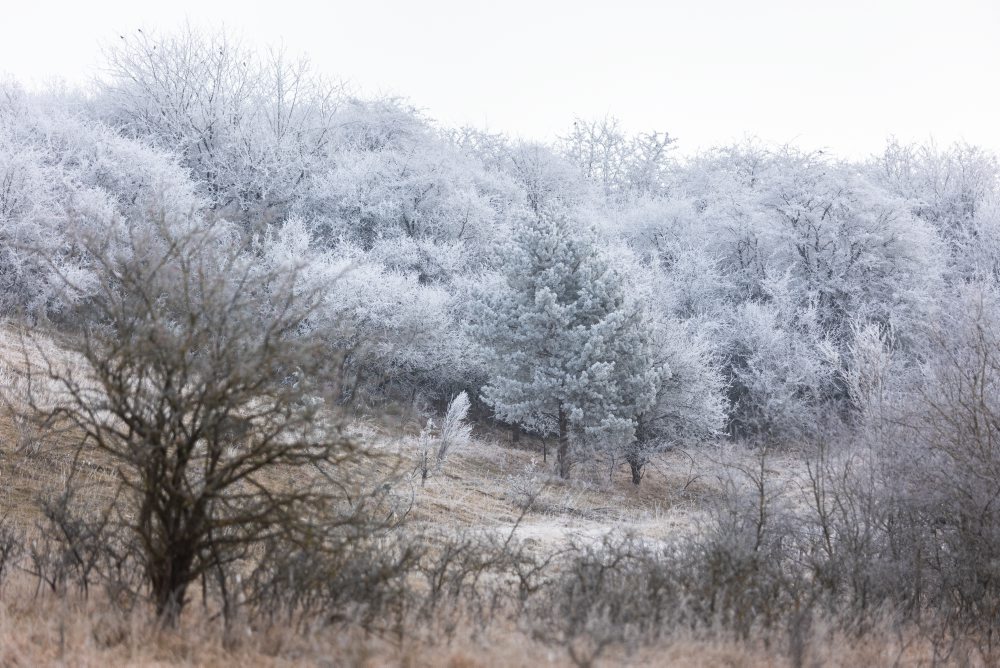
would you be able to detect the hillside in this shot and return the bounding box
[0,328,953,667]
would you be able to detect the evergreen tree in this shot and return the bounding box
[472,208,658,478]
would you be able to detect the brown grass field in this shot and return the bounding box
[0,327,989,667]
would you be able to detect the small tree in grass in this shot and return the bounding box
[471,208,658,479]
[10,209,371,626]
[624,320,726,484]
[416,391,473,484]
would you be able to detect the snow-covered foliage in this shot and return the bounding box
[6,26,1000,480]
[624,316,726,483]
[868,140,1000,284]
[415,391,473,484]
[469,207,660,477]
[437,391,473,462]
[257,219,477,401]
[0,80,203,319]
[97,26,342,223]
[558,116,676,205]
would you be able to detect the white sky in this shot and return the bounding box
[2,0,998,158]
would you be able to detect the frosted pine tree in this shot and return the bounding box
[472,208,658,478]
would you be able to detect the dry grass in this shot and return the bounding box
[371,421,725,543]
[0,325,990,666]
[0,572,962,667]
[0,324,783,544]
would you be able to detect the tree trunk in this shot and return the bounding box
[512,423,521,444]
[629,458,643,485]
[146,525,197,627]
[557,408,571,479]
[151,562,192,627]
[630,415,648,485]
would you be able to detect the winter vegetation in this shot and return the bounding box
[1,25,1000,666]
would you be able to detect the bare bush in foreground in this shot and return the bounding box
[7,210,378,625]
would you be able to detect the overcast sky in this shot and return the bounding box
[2,0,998,157]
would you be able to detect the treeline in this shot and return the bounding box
[2,26,999,480]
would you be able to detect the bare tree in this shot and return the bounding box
[9,208,374,625]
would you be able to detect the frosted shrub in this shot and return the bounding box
[437,391,472,465]
[416,391,472,485]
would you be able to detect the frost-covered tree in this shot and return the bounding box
[258,220,479,403]
[649,142,946,441]
[675,144,943,341]
[597,256,727,484]
[471,208,658,478]
[0,83,203,319]
[97,26,343,223]
[868,140,1000,284]
[500,143,595,217]
[624,319,726,484]
[559,116,675,205]
[293,99,517,281]
[724,298,841,442]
